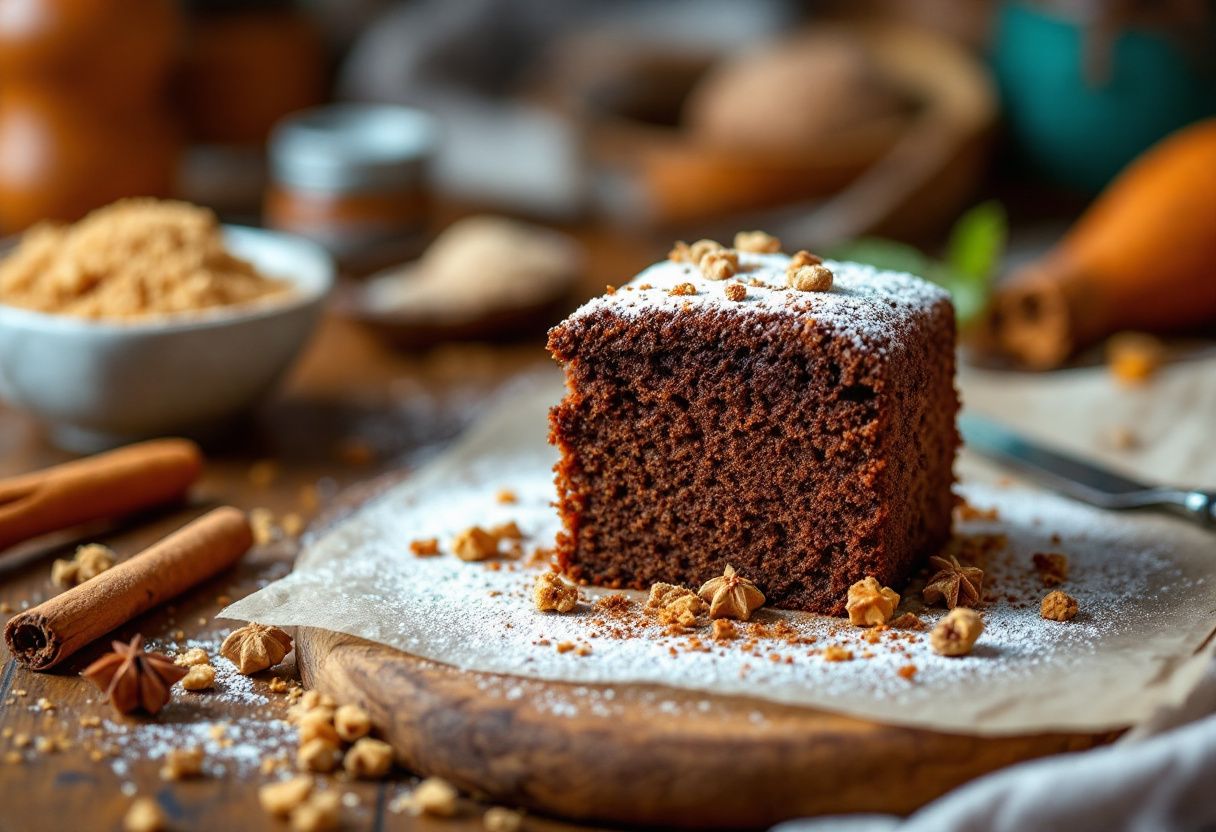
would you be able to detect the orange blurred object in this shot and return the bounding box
[0,0,180,107]
[181,10,327,145]
[0,86,178,232]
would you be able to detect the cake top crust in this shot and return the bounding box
[561,253,951,350]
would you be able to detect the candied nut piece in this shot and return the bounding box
[409,538,440,556]
[50,558,79,588]
[699,250,739,281]
[889,612,926,631]
[123,797,166,832]
[452,526,499,561]
[490,521,524,541]
[734,230,781,253]
[922,555,984,609]
[646,583,708,619]
[259,775,314,817]
[724,283,747,302]
[788,264,834,293]
[333,704,372,742]
[1032,552,1069,587]
[221,622,293,674]
[343,737,394,779]
[687,239,724,265]
[1107,332,1165,385]
[297,709,340,745]
[787,249,823,270]
[711,619,737,641]
[698,565,765,621]
[930,608,984,656]
[160,746,204,780]
[180,664,216,691]
[75,543,116,581]
[291,790,340,832]
[484,806,525,832]
[668,282,697,297]
[1041,590,1079,621]
[297,738,340,773]
[412,777,460,817]
[668,240,692,263]
[174,647,209,667]
[845,577,900,626]
[822,645,853,662]
[533,572,579,613]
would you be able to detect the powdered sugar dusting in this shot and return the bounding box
[565,254,951,351]
[224,380,1216,735]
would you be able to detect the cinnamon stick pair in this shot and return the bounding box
[5,507,253,670]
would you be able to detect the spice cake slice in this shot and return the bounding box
[547,239,958,614]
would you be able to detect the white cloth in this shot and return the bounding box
[775,659,1216,832]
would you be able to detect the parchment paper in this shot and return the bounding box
[224,364,1216,736]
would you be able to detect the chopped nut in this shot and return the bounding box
[646,583,708,624]
[333,704,371,743]
[788,250,823,269]
[74,543,117,582]
[668,282,696,297]
[688,239,723,265]
[898,664,918,681]
[930,607,984,656]
[291,790,340,832]
[409,538,440,557]
[1041,590,1078,621]
[411,777,459,817]
[711,619,737,641]
[123,797,166,832]
[698,565,765,621]
[496,489,518,504]
[453,526,499,561]
[490,521,524,541]
[297,710,340,745]
[788,264,833,292]
[724,283,747,302]
[297,738,340,773]
[699,250,738,281]
[922,555,984,609]
[889,612,926,631]
[845,577,900,626]
[180,664,216,691]
[174,647,210,667]
[343,737,393,779]
[822,645,853,662]
[555,641,576,654]
[668,240,692,263]
[484,807,525,832]
[160,746,204,780]
[533,572,579,613]
[1108,332,1165,385]
[50,559,79,588]
[259,775,314,817]
[1032,553,1069,587]
[220,622,293,674]
[734,230,781,253]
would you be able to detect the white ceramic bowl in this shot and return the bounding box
[0,226,334,451]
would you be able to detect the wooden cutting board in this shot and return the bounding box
[296,626,1114,829]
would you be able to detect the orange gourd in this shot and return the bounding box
[985,118,1216,369]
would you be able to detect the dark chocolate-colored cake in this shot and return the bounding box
[547,247,958,614]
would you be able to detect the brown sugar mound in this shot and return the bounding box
[0,198,289,320]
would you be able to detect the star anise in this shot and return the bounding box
[81,634,188,715]
[922,555,984,609]
[220,622,293,675]
[697,565,766,621]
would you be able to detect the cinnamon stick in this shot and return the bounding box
[0,439,203,553]
[4,507,252,671]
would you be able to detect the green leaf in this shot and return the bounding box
[946,200,1007,284]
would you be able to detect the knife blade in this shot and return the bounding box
[959,412,1215,528]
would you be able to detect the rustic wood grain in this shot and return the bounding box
[297,626,1113,830]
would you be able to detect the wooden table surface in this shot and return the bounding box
[0,227,653,832]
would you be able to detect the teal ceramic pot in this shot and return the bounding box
[992,2,1216,192]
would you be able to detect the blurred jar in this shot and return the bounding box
[0,0,180,108]
[0,85,178,233]
[265,104,438,275]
